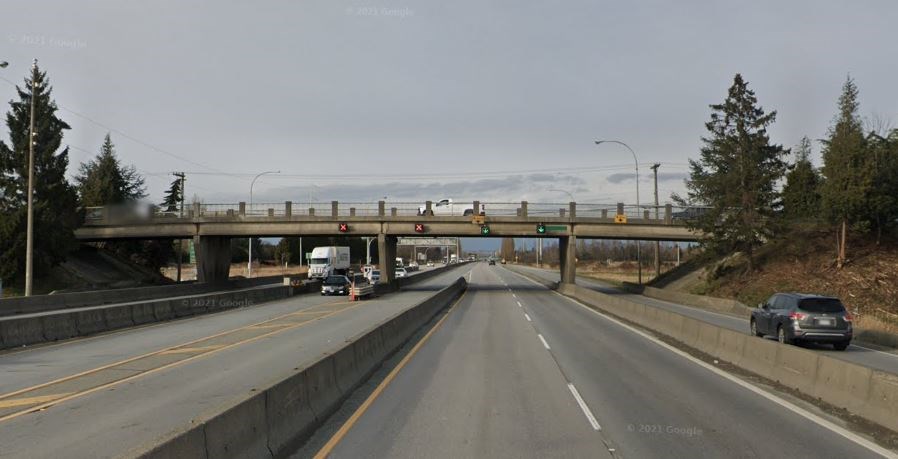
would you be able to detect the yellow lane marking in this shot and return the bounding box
[0,299,359,423]
[0,298,352,402]
[246,323,296,330]
[0,393,72,409]
[158,345,225,355]
[313,288,469,458]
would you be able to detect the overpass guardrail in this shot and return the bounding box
[82,201,710,225]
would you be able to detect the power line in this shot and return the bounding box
[0,74,228,175]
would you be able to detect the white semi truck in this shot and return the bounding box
[308,246,351,279]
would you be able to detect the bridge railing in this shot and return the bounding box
[81,202,711,225]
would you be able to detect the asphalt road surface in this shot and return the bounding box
[0,264,471,458]
[319,263,888,458]
[512,265,898,376]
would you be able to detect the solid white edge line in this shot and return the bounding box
[562,295,897,458]
[516,301,523,308]
[505,267,896,458]
[512,293,517,298]
[524,313,532,322]
[538,334,551,350]
[568,383,601,431]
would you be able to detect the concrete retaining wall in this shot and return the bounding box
[131,277,467,459]
[558,282,898,433]
[0,285,293,350]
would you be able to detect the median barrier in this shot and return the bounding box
[0,276,290,318]
[103,304,135,330]
[555,282,898,433]
[132,302,157,325]
[203,395,270,459]
[773,345,820,394]
[0,316,44,348]
[75,308,108,335]
[266,371,316,455]
[864,372,898,430]
[131,276,467,459]
[0,285,293,350]
[41,313,79,342]
[152,300,175,321]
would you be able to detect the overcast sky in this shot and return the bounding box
[2,0,896,209]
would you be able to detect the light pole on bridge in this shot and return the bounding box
[248,170,280,278]
[595,139,642,284]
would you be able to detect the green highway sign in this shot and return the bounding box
[480,225,491,235]
[546,225,568,232]
[536,223,546,234]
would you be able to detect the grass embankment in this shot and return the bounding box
[693,227,898,336]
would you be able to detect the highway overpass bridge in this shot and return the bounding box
[75,200,703,284]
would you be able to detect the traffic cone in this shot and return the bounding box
[349,282,356,301]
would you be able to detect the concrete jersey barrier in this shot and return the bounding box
[0,285,293,350]
[130,276,468,459]
[554,282,898,433]
[0,275,294,318]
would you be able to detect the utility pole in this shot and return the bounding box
[651,163,661,279]
[25,59,38,296]
[173,172,186,282]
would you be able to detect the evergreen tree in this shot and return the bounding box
[161,176,183,212]
[674,74,787,270]
[75,133,146,206]
[781,136,822,219]
[0,63,81,285]
[866,129,898,243]
[819,76,874,266]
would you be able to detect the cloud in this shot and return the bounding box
[253,173,590,203]
[606,171,689,184]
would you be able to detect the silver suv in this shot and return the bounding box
[750,293,853,350]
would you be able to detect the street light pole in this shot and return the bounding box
[25,59,38,296]
[651,163,661,279]
[595,139,642,284]
[248,170,280,278]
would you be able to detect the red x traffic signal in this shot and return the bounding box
[338,223,349,232]
[414,223,425,233]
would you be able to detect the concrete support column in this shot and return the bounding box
[331,201,339,217]
[559,236,577,285]
[194,236,231,284]
[521,201,528,217]
[285,201,292,217]
[378,233,397,285]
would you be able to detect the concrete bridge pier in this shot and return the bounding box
[559,236,577,285]
[194,236,232,284]
[378,234,397,285]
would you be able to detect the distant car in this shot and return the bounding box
[750,293,853,350]
[426,261,434,267]
[321,275,351,296]
[488,259,496,266]
[417,199,477,216]
[407,262,419,271]
[395,267,408,278]
[500,259,507,264]
[366,269,381,284]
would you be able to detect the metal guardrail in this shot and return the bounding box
[81,201,712,225]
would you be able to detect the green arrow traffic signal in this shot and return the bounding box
[480,225,491,235]
[536,223,546,234]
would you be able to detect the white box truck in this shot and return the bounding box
[308,246,351,279]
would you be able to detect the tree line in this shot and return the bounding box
[675,74,898,269]
[0,64,188,288]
